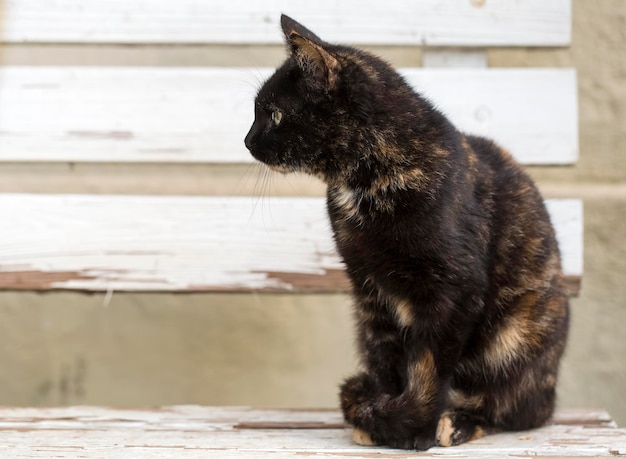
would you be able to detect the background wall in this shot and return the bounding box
[0,0,624,425]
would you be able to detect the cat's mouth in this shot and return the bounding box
[255,147,299,174]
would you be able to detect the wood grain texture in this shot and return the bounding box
[0,406,622,458]
[2,0,571,46]
[0,195,582,293]
[0,67,578,165]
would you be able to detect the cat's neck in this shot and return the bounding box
[327,134,454,195]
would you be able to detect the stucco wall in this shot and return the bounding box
[0,0,624,426]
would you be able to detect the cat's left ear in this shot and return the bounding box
[280,14,341,92]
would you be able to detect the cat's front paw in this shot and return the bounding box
[378,431,436,451]
[412,434,438,451]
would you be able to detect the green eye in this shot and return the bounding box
[271,109,283,126]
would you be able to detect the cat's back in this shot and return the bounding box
[462,133,556,244]
[459,133,568,335]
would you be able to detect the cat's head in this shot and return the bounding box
[244,15,413,183]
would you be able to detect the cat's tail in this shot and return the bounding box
[340,372,438,450]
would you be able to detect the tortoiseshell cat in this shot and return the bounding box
[245,15,569,451]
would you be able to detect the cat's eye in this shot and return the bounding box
[271,109,283,126]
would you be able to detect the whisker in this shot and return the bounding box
[234,163,260,196]
[248,165,267,224]
[250,167,280,233]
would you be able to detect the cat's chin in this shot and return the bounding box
[265,163,292,174]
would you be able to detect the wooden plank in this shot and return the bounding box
[545,199,584,295]
[0,195,582,293]
[0,406,622,458]
[2,0,571,46]
[0,67,578,165]
[403,68,578,165]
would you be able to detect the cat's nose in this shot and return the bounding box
[244,126,255,151]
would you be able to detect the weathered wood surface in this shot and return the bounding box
[0,67,578,164]
[0,406,622,458]
[2,0,571,46]
[0,195,582,293]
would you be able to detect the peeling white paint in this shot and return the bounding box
[0,406,622,458]
[0,195,582,292]
[0,195,342,291]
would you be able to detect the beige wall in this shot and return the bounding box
[0,0,624,426]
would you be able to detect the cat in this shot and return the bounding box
[244,15,569,451]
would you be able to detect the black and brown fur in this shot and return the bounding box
[245,15,569,451]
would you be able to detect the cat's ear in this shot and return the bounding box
[281,14,323,44]
[280,14,340,92]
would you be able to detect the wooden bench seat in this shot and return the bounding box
[0,406,623,458]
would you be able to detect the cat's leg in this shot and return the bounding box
[340,301,405,445]
[479,287,568,433]
[491,363,560,432]
[340,291,409,446]
[439,347,561,446]
[342,288,478,450]
[448,290,568,438]
[437,351,561,447]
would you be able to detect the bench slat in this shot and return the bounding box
[0,406,622,458]
[3,0,571,46]
[0,195,582,294]
[0,67,578,165]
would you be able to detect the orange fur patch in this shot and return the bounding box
[408,350,437,409]
[436,414,454,447]
[352,428,375,446]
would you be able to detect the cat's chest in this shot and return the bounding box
[325,184,458,290]
[326,185,401,269]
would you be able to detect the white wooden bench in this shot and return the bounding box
[0,406,624,458]
[0,1,609,457]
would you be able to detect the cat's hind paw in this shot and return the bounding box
[436,412,486,447]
